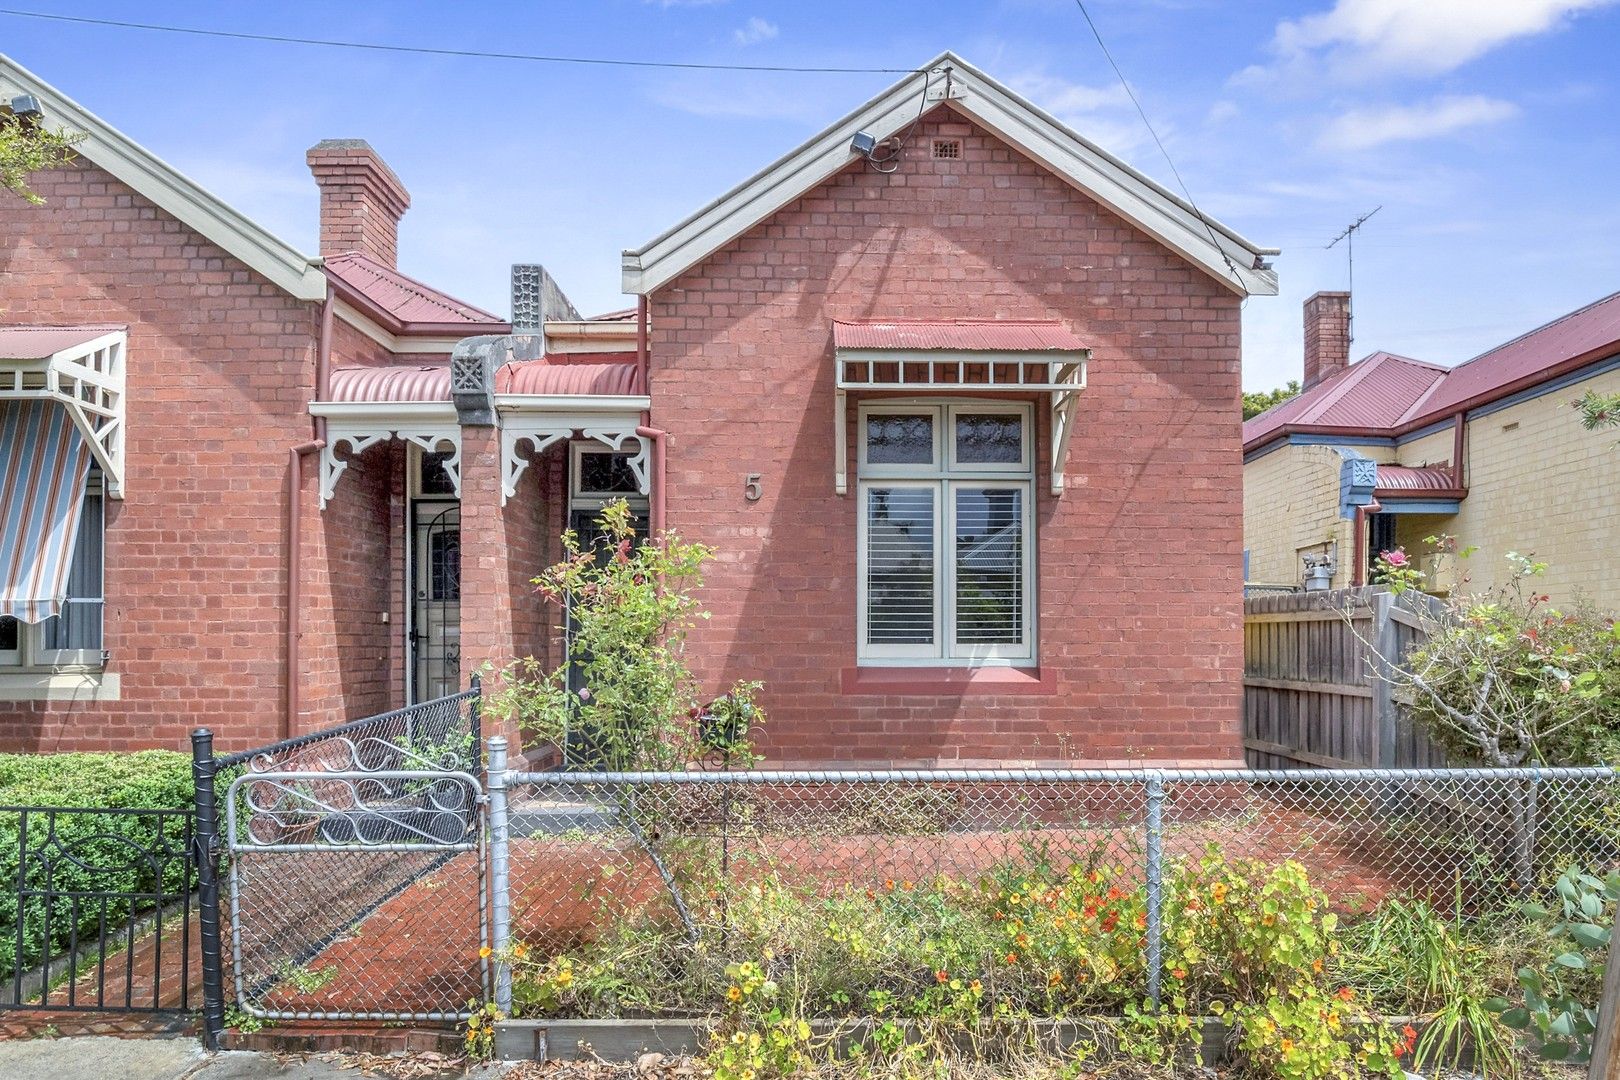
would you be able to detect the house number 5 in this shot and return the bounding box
[744,474,762,501]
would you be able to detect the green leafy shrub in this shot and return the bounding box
[488,500,764,770]
[1127,849,1407,1080]
[1489,866,1618,1065]
[0,750,194,978]
[1383,543,1620,766]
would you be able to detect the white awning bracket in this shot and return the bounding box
[834,347,1088,496]
[0,330,127,497]
[500,415,650,504]
[317,420,460,508]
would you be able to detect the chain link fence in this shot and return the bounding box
[489,765,1620,1016]
[216,688,487,1022]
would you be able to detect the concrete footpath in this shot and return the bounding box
[0,1035,520,1080]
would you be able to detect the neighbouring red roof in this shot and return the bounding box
[0,324,125,360]
[833,319,1088,352]
[327,352,644,403]
[1375,465,1459,494]
[324,251,507,333]
[1246,290,1620,453]
[1243,352,1446,446]
[589,308,639,323]
[1404,290,1620,421]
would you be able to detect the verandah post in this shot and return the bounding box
[190,728,227,1051]
[1144,771,1166,1010]
[486,735,513,1015]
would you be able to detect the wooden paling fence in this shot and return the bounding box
[1243,587,1449,769]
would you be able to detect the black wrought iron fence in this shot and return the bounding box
[1,804,196,1012]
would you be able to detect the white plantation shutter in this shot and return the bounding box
[953,486,1023,646]
[863,486,937,650]
[856,404,1035,665]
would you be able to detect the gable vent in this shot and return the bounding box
[931,138,962,160]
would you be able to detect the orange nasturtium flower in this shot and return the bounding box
[478,946,493,960]
[727,986,742,1002]
[1005,952,1019,965]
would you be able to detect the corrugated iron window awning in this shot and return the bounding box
[0,400,93,623]
[831,320,1089,497]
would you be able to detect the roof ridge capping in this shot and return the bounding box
[0,52,326,301]
[622,51,1278,298]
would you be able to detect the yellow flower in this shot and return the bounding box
[512,942,527,958]
[555,969,573,988]
[1281,1038,1295,1054]
[478,946,493,960]
[727,985,742,1002]
[1261,913,1276,927]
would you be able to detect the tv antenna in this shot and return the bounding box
[1326,206,1381,347]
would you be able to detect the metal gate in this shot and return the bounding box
[3,804,197,1012]
[219,691,488,1021]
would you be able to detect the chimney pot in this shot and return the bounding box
[306,139,411,267]
[1303,291,1351,389]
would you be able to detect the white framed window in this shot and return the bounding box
[570,443,646,508]
[4,476,105,671]
[856,403,1035,666]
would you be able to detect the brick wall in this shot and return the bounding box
[648,108,1246,767]
[0,159,329,753]
[1241,443,1386,589]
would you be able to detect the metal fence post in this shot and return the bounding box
[1145,770,1165,1011]
[190,728,227,1051]
[469,673,483,771]
[486,736,512,1015]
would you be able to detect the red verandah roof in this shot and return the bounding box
[327,353,644,403]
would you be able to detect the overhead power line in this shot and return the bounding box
[0,8,921,74]
[1070,0,1244,285]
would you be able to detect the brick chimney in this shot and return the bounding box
[306,139,410,267]
[1303,291,1351,389]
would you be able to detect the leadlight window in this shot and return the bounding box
[856,404,1034,665]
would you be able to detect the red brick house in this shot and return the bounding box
[1,52,1277,765]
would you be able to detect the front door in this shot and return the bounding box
[564,505,648,766]
[411,502,461,702]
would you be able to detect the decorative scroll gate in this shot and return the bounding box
[219,692,489,1023]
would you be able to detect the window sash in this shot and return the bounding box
[857,481,942,659]
[30,482,105,669]
[948,483,1032,661]
[947,404,1032,474]
[0,617,19,667]
[856,479,1034,665]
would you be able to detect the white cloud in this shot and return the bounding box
[1318,94,1519,151]
[1265,0,1615,77]
[732,17,778,46]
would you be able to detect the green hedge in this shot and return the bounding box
[0,751,195,979]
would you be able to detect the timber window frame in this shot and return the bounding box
[855,402,1036,667]
[2,474,106,672]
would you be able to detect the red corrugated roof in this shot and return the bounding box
[1402,290,1620,421]
[324,252,505,330]
[0,324,124,360]
[1246,290,1620,452]
[327,353,643,403]
[1243,352,1445,446]
[498,354,644,396]
[833,319,1088,352]
[1375,465,1458,493]
[328,363,451,403]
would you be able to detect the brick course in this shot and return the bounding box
[648,108,1245,766]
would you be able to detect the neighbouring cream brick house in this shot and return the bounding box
[1244,289,1620,611]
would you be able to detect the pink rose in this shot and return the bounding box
[1381,549,1409,568]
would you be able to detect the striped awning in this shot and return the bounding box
[0,401,92,622]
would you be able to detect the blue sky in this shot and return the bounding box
[5,1,1618,389]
